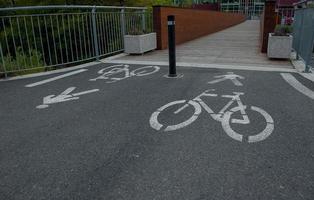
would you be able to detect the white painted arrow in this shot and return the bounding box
[36,87,99,109]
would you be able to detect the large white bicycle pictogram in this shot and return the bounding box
[149,89,274,143]
[90,64,160,83]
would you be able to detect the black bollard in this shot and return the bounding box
[168,15,177,77]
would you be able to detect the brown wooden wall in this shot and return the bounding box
[260,0,277,53]
[153,6,246,50]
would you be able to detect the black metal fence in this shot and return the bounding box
[0,5,153,77]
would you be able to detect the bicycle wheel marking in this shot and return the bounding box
[221,106,274,143]
[150,100,202,132]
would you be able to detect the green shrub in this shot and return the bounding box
[0,47,46,76]
[274,25,293,36]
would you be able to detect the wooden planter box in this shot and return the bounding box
[267,33,293,59]
[124,33,157,54]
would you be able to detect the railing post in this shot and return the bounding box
[120,8,126,36]
[91,6,100,61]
[0,43,7,78]
[141,9,146,32]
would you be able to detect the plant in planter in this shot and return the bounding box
[267,25,293,59]
[124,28,157,54]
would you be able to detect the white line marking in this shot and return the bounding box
[72,89,99,96]
[281,73,314,100]
[299,73,314,83]
[1,62,98,82]
[25,69,88,87]
[104,60,298,73]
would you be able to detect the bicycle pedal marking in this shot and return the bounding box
[149,89,275,143]
[89,64,160,83]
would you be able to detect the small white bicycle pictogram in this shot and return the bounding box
[90,64,160,83]
[149,89,274,143]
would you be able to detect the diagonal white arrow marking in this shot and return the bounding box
[36,87,99,109]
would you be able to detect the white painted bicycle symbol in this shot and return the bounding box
[149,89,274,143]
[90,64,160,83]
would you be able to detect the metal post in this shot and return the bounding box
[168,15,176,77]
[141,9,146,32]
[120,8,126,35]
[91,6,100,61]
[0,43,7,78]
[120,8,126,47]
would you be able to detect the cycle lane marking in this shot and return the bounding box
[149,89,275,143]
[25,69,88,88]
[281,73,314,100]
[89,64,160,83]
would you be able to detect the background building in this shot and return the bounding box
[220,0,265,18]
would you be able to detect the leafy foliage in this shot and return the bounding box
[0,47,45,76]
[274,25,293,36]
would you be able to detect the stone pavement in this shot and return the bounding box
[113,20,293,69]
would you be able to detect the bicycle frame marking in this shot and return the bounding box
[89,64,160,83]
[149,89,274,143]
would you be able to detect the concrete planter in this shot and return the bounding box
[267,33,293,59]
[124,32,157,54]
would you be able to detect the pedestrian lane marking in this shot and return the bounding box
[281,73,314,100]
[25,69,88,88]
[208,72,244,86]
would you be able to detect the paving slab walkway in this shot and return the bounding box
[112,20,293,69]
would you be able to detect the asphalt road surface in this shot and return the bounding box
[0,63,314,200]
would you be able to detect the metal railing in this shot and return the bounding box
[277,7,294,25]
[220,0,265,19]
[0,5,153,77]
[293,7,314,72]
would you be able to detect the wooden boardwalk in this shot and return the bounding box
[116,20,292,69]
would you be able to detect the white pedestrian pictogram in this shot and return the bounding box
[36,87,99,109]
[208,72,245,86]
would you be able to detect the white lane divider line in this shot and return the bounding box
[25,69,88,88]
[281,73,314,100]
[299,73,314,83]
